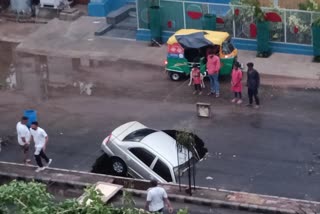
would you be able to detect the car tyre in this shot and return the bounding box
[169,71,182,81]
[110,157,127,176]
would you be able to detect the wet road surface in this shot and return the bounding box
[0,57,320,202]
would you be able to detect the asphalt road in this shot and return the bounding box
[0,59,320,202]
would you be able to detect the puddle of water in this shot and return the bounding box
[0,42,15,90]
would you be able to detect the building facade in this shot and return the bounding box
[136,0,320,55]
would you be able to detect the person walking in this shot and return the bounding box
[145,180,173,214]
[30,121,52,172]
[16,116,31,164]
[188,64,204,95]
[206,48,221,97]
[231,61,243,104]
[246,62,260,108]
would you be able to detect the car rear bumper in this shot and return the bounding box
[101,143,114,156]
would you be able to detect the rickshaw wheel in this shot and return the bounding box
[169,72,182,81]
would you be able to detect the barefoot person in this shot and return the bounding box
[231,62,243,104]
[145,180,173,214]
[30,121,52,172]
[16,116,31,164]
[246,62,260,108]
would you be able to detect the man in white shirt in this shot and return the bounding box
[145,180,173,213]
[16,116,31,164]
[30,121,52,172]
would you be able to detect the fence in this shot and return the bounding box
[137,0,320,45]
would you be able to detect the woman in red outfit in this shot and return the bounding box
[189,64,203,95]
[231,61,243,104]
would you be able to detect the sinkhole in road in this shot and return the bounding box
[91,130,208,179]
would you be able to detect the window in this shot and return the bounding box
[222,41,235,55]
[129,148,155,167]
[228,42,235,53]
[123,128,157,142]
[153,159,173,182]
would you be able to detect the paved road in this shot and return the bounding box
[0,60,319,202]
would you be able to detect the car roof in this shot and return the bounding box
[140,131,184,167]
[111,121,146,141]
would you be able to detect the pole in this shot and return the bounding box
[232,4,236,38]
[177,143,181,192]
[192,136,196,190]
[182,2,186,29]
[284,9,287,43]
[188,149,192,196]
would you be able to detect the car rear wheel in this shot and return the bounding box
[110,157,127,176]
[168,71,182,81]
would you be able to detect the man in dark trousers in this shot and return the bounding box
[246,62,260,108]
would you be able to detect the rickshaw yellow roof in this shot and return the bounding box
[167,29,230,46]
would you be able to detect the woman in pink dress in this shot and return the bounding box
[231,62,243,104]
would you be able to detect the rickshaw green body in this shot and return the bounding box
[166,57,235,76]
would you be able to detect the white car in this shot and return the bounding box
[101,121,195,183]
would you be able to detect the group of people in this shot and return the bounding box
[189,50,261,108]
[16,116,52,172]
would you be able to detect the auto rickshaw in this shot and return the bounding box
[165,29,238,81]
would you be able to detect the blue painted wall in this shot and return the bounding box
[88,0,127,17]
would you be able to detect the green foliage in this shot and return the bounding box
[0,180,189,214]
[176,131,195,151]
[0,180,54,214]
[232,0,266,22]
[313,17,320,26]
[177,208,189,214]
[298,0,320,11]
[122,190,136,208]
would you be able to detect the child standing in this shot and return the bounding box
[231,62,243,104]
[189,64,203,95]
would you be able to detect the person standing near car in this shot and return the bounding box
[16,116,31,164]
[30,121,52,172]
[145,180,173,214]
[246,62,260,108]
[206,48,221,97]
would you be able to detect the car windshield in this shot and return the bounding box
[123,128,157,142]
[221,40,235,55]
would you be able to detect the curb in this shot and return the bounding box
[126,189,296,214]
[0,170,296,214]
[0,161,317,214]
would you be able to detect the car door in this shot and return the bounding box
[151,158,175,183]
[128,147,158,180]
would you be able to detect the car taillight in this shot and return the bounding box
[104,134,111,145]
[164,60,168,65]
